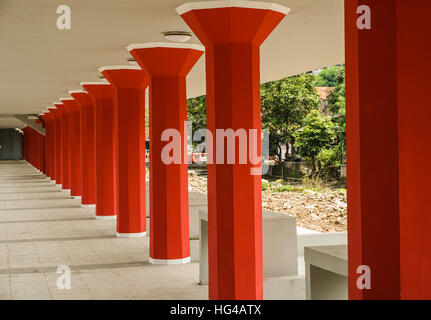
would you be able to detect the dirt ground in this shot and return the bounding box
[187,170,347,233]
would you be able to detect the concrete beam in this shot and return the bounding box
[13,114,45,135]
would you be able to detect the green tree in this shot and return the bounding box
[315,65,344,87]
[261,74,321,158]
[327,65,346,161]
[294,110,336,174]
[187,95,206,146]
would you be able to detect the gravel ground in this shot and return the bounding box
[187,170,347,233]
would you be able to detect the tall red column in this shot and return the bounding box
[61,97,82,198]
[41,113,52,179]
[46,108,57,182]
[345,0,431,300]
[55,102,71,191]
[33,127,38,168]
[70,90,97,207]
[50,108,63,186]
[345,0,401,300]
[396,0,431,300]
[31,121,43,172]
[99,66,148,237]
[32,129,37,168]
[33,129,37,168]
[47,112,54,179]
[33,128,38,169]
[128,43,204,264]
[28,127,36,168]
[40,129,46,173]
[27,127,32,164]
[27,128,34,167]
[27,127,32,165]
[23,127,29,162]
[81,82,118,219]
[34,121,45,173]
[177,1,289,299]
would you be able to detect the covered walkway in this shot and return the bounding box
[1,0,431,301]
[0,161,205,300]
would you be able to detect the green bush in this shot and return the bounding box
[316,147,340,177]
[294,110,336,174]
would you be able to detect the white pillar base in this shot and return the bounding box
[149,257,191,265]
[56,184,62,187]
[116,232,147,238]
[72,196,82,201]
[82,204,96,208]
[95,215,117,220]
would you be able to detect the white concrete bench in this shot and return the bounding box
[304,245,348,300]
[297,227,347,255]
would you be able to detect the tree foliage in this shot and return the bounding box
[187,95,206,145]
[294,110,336,174]
[185,65,347,180]
[306,65,346,177]
[261,74,321,155]
[326,65,346,160]
[315,65,344,87]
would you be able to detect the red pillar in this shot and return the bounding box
[50,108,63,185]
[41,113,51,178]
[99,66,148,237]
[178,2,289,299]
[70,90,97,207]
[25,127,33,165]
[345,0,400,299]
[28,127,35,168]
[33,121,45,173]
[61,98,82,198]
[46,108,57,182]
[28,128,33,166]
[55,102,71,191]
[128,43,204,264]
[32,127,38,169]
[34,127,38,168]
[23,127,28,162]
[33,128,38,169]
[29,127,35,167]
[41,131,46,173]
[396,0,431,300]
[81,82,118,219]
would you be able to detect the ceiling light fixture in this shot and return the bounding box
[162,31,192,43]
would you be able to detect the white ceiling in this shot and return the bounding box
[0,0,344,128]
[0,116,24,129]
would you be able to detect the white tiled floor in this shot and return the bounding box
[0,160,208,300]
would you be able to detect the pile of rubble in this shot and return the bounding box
[187,170,347,233]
